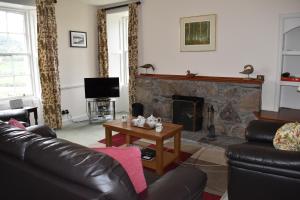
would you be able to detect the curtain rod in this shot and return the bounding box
[104,1,141,11]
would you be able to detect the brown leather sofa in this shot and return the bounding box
[226,120,300,200]
[0,122,207,200]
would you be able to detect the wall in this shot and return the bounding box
[56,0,98,124]
[138,0,300,111]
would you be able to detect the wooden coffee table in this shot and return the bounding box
[103,119,182,175]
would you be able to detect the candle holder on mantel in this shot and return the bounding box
[239,65,254,79]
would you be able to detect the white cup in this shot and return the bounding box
[155,123,163,132]
[121,114,127,122]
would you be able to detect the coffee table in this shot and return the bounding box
[103,119,182,175]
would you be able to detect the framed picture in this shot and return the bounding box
[70,31,87,48]
[180,14,216,52]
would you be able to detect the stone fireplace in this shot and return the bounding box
[135,74,263,139]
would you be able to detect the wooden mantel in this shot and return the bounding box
[137,73,264,85]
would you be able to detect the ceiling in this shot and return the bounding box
[76,0,128,6]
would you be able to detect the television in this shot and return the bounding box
[84,77,120,99]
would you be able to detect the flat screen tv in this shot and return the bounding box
[84,77,120,99]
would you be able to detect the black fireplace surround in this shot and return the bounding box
[172,95,204,131]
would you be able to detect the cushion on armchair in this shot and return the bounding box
[273,122,300,151]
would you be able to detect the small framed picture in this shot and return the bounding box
[70,31,87,48]
[180,14,216,52]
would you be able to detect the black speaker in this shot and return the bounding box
[132,103,143,117]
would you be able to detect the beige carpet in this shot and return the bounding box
[181,144,227,196]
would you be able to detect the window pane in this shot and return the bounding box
[0,75,33,99]
[0,76,14,97]
[0,56,13,75]
[0,11,7,32]
[14,76,33,96]
[12,55,30,75]
[0,33,27,53]
[7,12,24,33]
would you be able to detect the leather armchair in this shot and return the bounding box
[226,120,300,200]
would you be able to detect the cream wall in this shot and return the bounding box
[138,0,300,111]
[56,0,98,123]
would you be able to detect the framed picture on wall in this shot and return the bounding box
[70,31,87,48]
[180,14,216,52]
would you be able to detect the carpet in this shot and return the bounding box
[182,144,228,196]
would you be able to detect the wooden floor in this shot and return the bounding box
[254,108,300,122]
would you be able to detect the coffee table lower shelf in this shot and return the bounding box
[142,151,177,171]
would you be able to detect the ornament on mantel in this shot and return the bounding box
[186,70,197,77]
[240,64,254,79]
[139,64,155,74]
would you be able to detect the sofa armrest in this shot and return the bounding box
[246,120,285,143]
[227,143,300,175]
[26,125,57,138]
[139,166,207,200]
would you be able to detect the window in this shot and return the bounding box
[107,10,129,86]
[107,10,129,112]
[0,6,37,100]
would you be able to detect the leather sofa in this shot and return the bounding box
[0,108,30,126]
[0,122,207,200]
[226,120,300,200]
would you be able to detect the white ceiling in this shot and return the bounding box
[76,0,128,6]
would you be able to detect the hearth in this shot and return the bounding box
[172,95,204,131]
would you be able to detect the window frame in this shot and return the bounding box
[0,5,38,101]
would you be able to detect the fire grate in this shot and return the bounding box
[172,95,204,131]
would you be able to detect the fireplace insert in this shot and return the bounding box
[172,95,204,131]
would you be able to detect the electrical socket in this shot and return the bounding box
[61,109,69,115]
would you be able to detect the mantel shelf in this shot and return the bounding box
[137,74,264,85]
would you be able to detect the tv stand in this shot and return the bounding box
[86,98,116,124]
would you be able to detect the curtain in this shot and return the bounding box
[97,9,109,77]
[128,3,139,110]
[36,0,62,129]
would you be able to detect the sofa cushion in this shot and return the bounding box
[25,138,139,200]
[8,118,26,130]
[0,123,41,160]
[93,147,147,193]
[227,142,300,173]
[26,125,57,138]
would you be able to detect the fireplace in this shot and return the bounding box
[172,95,204,131]
[135,74,263,138]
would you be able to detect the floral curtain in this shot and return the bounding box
[128,3,139,110]
[36,0,62,129]
[97,9,109,77]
